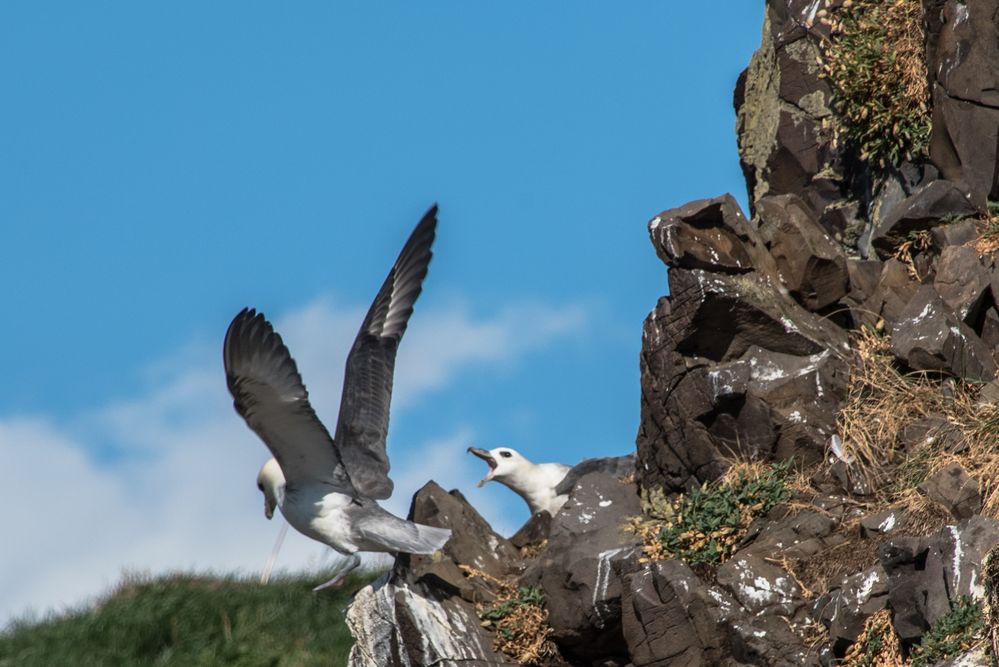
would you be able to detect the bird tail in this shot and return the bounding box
[402,523,452,554]
[358,512,452,555]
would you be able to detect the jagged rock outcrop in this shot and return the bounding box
[347,483,518,666]
[349,1,999,664]
[638,195,850,493]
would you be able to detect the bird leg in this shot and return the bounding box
[313,553,361,592]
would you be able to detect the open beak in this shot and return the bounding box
[467,447,497,487]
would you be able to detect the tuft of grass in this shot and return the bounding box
[820,0,930,167]
[633,461,792,566]
[838,326,999,516]
[0,569,378,667]
[461,567,560,666]
[893,230,933,281]
[973,201,999,255]
[842,609,903,667]
[908,596,985,667]
[837,326,949,495]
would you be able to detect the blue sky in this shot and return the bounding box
[1,3,763,625]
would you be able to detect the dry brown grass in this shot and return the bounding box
[838,327,947,493]
[973,214,999,255]
[842,609,904,667]
[519,540,548,560]
[627,516,672,564]
[838,326,999,517]
[459,565,562,666]
[893,230,933,281]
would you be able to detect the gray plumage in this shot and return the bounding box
[223,205,448,590]
[332,206,436,499]
[225,205,436,498]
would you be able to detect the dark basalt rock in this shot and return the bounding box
[741,508,839,559]
[934,245,992,324]
[349,482,524,666]
[840,258,884,328]
[813,566,888,655]
[621,560,736,666]
[554,453,636,497]
[889,285,997,381]
[927,0,999,208]
[509,510,552,550]
[638,263,849,492]
[932,219,980,248]
[715,553,803,617]
[918,462,982,521]
[521,472,643,661]
[757,194,849,312]
[859,510,903,539]
[398,482,519,603]
[648,194,782,285]
[870,180,978,256]
[861,259,921,327]
[880,517,999,642]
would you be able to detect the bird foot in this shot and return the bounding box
[312,575,348,592]
[312,553,361,592]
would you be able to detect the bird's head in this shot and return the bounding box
[467,446,532,487]
[256,458,286,520]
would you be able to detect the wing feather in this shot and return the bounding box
[334,205,438,499]
[224,308,354,493]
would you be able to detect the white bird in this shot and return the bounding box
[468,447,637,517]
[467,446,571,516]
[225,205,451,591]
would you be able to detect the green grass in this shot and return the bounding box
[0,569,380,667]
[908,596,984,667]
[658,461,792,565]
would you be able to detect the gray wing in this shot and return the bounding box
[554,454,636,496]
[334,205,438,500]
[224,307,355,493]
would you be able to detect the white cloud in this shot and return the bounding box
[0,296,584,628]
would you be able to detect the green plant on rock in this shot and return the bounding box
[480,587,545,625]
[821,0,931,168]
[657,461,792,565]
[908,596,985,667]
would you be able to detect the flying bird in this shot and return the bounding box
[468,447,636,516]
[224,205,451,590]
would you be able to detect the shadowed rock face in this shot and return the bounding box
[638,195,850,493]
[521,472,643,662]
[348,1,999,664]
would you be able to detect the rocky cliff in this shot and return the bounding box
[348,1,999,665]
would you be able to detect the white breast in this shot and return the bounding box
[280,486,356,554]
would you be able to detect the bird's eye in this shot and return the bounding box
[257,482,264,491]
[500,451,512,458]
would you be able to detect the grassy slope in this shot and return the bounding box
[0,570,379,667]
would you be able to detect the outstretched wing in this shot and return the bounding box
[224,307,355,493]
[334,204,438,499]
